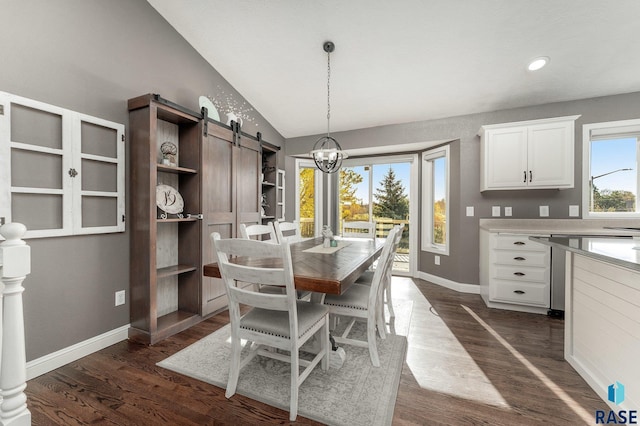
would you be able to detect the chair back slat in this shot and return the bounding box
[228,285,290,311]
[342,221,376,239]
[239,223,278,243]
[274,220,302,243]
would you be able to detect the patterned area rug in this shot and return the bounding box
[158,301,412,425]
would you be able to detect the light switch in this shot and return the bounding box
[539,205,549,217]
[434,255,440,265]
[466,206,474,217]
[569,205,579,217]
[504,206,513,216]
[492,206,501,217]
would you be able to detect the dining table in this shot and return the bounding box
[203,236,385,368]
[203,236,385,298]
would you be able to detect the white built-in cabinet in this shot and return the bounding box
[479,230,551,314]
[479,115,580,191]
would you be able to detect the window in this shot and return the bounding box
[0,91,125,238]
[339,155,416,275]
[422,145,449,254]
[582,119,640,218]
[295,159,323,238]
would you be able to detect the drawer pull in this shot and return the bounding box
[513,256,526,261]
[513,290,526,295]
[514,272,525,276]
[513,241,526,245]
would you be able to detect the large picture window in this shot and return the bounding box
[582,119,640,218]
[421,145,449,254]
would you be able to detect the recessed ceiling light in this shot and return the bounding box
[528,57,549,71]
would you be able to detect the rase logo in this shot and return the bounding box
[595,381,637,424]
[610,382,626,406]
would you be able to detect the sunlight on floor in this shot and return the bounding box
[461,304,593,423]
[396,279,510,408]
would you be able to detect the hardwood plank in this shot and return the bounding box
[26,277,608,425]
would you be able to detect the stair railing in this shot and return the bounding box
[0,222,32,426]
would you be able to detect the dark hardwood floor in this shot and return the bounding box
[26,278,607,425]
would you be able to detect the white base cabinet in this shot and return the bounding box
[480,230,550,314]
[479,115,580,191]
[565,253,640,411]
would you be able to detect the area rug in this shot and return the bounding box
[158,301,412,425]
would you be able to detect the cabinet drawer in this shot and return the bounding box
[493,265,548,283]
[494,235,548,251]
[493,250,549,267]
[491,280,550,307]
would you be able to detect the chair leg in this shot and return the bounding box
[367,317,380,367]
[377,300,386,339]
[321,316,329,371]
[386,283,395,318]
[290,348,299,421]
[226,335,242,398]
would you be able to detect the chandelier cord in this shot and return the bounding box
[326,49,331,138]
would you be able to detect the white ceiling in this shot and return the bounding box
[147,0,640,139]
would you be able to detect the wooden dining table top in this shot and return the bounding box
[203,237,385,295]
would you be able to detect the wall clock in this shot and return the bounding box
[156,184,184,217]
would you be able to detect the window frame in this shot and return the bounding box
[582,118,640,219]
[421,144,450,255]
[294,158,324,237]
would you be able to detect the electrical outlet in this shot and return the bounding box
[539,205,549,217]
[492,206,501,217]
[466,206,474,217]
[504,206,513,216]
[115,290,126,306]
[569,205,579,217]
[434,255,440,265]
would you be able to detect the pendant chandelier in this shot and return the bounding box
[310,41,347,174]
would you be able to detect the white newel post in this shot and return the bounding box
[0,223,32,426]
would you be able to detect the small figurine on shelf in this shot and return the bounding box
[160,141,178,167]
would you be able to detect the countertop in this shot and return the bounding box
[479,218,640,235]
[531,235,640,272]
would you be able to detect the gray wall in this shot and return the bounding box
[286,91,640,285]
[1,0,284,361]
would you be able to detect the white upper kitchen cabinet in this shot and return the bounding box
[479,115,580,191]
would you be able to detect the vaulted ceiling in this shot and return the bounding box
[148,0,640,138]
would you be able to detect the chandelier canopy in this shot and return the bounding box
[310,41,347,174]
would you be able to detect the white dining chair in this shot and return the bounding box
[356,224,404,323]
[342,221,376,240]
[239,222,278,243]
[322,226,400,367]
[211,233,330,421]
[274,220,302,243]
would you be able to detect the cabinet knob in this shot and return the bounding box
[513,256,526,261]
[514,272,525,276]
[513,290,526,294]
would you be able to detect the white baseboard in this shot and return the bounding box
[26,324,130,381]
[415,271,480,294]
